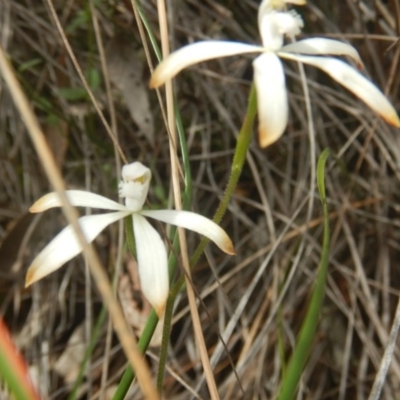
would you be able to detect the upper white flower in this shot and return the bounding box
[25,162,235,316]
[150,0,400,147]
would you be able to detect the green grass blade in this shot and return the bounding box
[277,148,331,400]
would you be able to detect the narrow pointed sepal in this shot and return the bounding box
[150,41,263,88]
[132,214,169,317]
[141,210,235,255]
[25,212,129,286]
[253,52,288,147]
[29,191,127,213]
[282,54,400,127]
[280,38,363,68]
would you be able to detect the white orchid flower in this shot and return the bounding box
[25,162,235,316]
[150,0,400,147]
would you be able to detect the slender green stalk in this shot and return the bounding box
[156,294,174,391]
[277,148,331,400]
[190,83,257,264]
[277,244,299,378]
[124,216,136,258]
[113,309,159,399]
[135,1,162,62]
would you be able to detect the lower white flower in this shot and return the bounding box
[25,162,235,316]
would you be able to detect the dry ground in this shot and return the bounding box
[1,0,400,399]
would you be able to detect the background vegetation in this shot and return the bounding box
[1,0,400,398]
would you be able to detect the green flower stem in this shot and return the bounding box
[277,149,331,400]
[190,83,257,263]
[124,215,136,258]
[156,293,175,391]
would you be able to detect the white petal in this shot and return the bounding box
[25,211,129,286]
[141,210,235,255]
[258,5,303,51]
[252,53,288,147]
[30,191,128,213]
[150,41,263,88]
[280,38,363,67]
[258,11,285,50]
[280,54,400,127]
[132,214,169,317]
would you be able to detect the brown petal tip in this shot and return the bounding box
[258,126,280,148]
[25,269,34,288]
[149,76,157,89]
[387,113,400,128]
[225,243,236,256]
[154,303,166,318]
[149,71,163,89]
[29,205,39,213]
[29,197,47,213]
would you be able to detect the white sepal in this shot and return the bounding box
[280,38,363,67]
[25,211,129,286]
[29,190,127,213]
[281,54,400,127]
[141,209,235,255]
[150,41,263,88]
[253,52,288,147]
[132,213,169,317]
